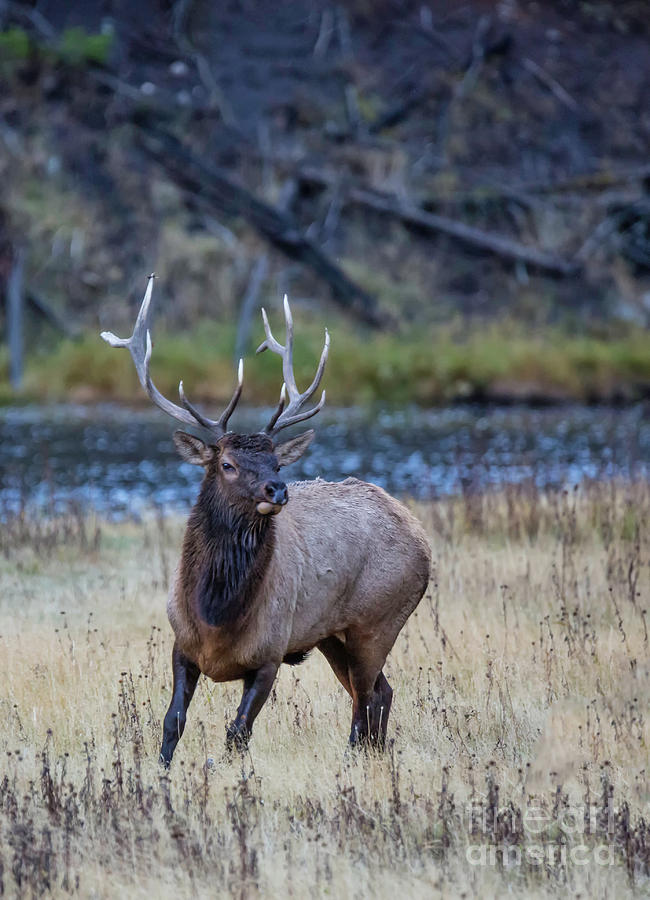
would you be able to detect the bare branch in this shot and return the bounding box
[523,57,579,113]
[135,126,391,328]
[295,166,581,277]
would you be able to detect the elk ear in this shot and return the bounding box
[173,430,213,466]
[274,429,315,467]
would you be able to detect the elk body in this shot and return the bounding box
[102,277,431,766]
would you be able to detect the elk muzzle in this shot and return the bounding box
[256,480,288,515]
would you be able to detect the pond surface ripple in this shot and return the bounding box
[1,403,649,516]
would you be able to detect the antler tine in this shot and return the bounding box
[256,296,299,397]
[178,380,216,429]
[256,307,283,355]
[177,359,243,434]
[100,273,156,390]
[101,275,244,438]
[280,294,297,398]
[270,389,327,432]
[301,328,330,402]
[217,358,244,432]
[258,296,330,436]
[265,383,287,433]
[101,275,196,429]
[141,330,201,428]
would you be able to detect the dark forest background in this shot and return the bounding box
[0,0,649,405]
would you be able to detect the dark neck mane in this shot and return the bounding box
[181,479,274,627]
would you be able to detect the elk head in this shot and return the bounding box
[100,275,329,520]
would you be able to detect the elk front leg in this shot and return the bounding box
[160,642,201,768]
[226,662,278,752]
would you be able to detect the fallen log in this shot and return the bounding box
[297,166,581,277]
[4,6,387,327]
[136,127,391,328]
[27,290,78,338]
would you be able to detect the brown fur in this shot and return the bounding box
[169,475,431,680]
[162,433,432,762]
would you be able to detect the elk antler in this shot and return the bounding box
[256,295,329,437]
[100,274,243,438]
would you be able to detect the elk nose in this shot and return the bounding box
[264,480,288,505]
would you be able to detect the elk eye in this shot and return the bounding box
[222,461,235,472]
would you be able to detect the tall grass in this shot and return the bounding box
[0,481,648,896]
[6,318,650,406]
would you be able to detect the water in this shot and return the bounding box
[1,403,649,516]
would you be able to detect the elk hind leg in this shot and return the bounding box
[346,638,393,749]
[349,671,393,749]
[317,636,352,695]
[373,672,393,747]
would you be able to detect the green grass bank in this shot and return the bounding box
[3,317,650,407]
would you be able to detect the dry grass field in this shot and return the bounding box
[0,482,648,898]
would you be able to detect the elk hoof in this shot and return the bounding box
[347,731,385,753]
[225,725,250,755]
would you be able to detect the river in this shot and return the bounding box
[1,403,648,516]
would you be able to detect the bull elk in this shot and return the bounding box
[101,275,431,766]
